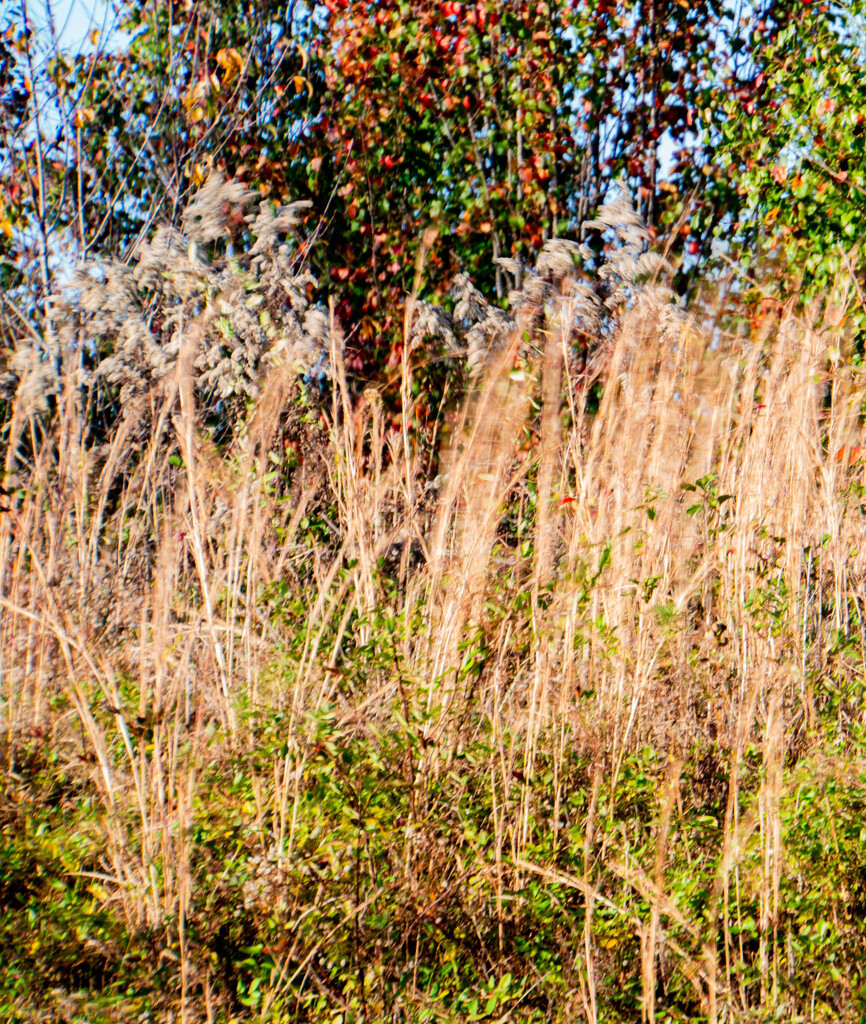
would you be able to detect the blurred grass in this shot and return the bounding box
[4,249,866,1022]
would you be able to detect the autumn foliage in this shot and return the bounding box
[5,0,864,377]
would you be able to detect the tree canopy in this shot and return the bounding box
[2,0,865,363]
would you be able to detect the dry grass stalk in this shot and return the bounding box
[3,175,866,1021]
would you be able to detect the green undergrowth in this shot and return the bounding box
[4,678,866,1022]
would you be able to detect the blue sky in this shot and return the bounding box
[33,0,115,53]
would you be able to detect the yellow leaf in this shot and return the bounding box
[183,78,214,121]
[89,29,99,46]
[183,79,210,110]
[210,72,221,94]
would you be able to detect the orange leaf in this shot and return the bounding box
[73,107,95,128]
[216,47,244,83]
[292,74,314,98]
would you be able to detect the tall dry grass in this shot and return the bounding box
[3,185,866,1022]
